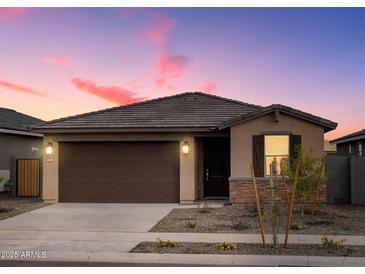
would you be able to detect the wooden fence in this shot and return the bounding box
[17,159,40,197]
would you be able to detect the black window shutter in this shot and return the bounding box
[290,134,302,165]
[252,135,264,177]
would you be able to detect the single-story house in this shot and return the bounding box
[331,129,365,157]
[0,107,44,195]
[34,92,337,204]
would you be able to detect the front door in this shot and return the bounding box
[203,138,230,197]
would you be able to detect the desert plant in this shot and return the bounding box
[290,223,304,231]
[184,220,197,228]
[231,221,251,230]
[156,238,177,248]
[266,163,280,247]
[282,147,325,217]
[321,236,346,250]
[217,242,237,251]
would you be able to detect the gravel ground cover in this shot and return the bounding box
[131,241,365,257]
[150,204,365,235]
[0,193,48,221]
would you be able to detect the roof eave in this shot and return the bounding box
[0,128,43,137]
[218,107,337,132]
[32,126,219,134]
[330,134,365,145]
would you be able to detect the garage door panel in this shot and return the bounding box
[59,142,180,203]
[60,162,178,183]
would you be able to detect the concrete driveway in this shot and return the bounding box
[0,203,177,260]
[0,203,177,232]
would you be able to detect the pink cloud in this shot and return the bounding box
[0,79,48,97]
[156,53,191,77]
[154,53,192,89]
[136,18,175,45]
[0,8,29,24]
[42,55,73,67]
[70,78,146,105]
[195,82,218,94]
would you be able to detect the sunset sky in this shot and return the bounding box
[0,7,364,140]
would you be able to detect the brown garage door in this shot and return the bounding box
[59,141,180,203]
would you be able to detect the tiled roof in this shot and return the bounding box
[34,92,337,133]
[0,108,44,133]
[331,129,365,144]
[35,92,262,131]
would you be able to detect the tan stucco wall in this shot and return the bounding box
[41,132,198,204]
[42,135,59,203]
[230,113,324,178]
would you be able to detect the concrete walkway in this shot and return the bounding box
[1,230,365,266]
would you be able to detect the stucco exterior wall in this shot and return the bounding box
[0,133,43,194]
[41,132,199,204]
[230,112,324,178]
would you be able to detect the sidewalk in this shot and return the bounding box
[1,230,365,245]
[2,252,365,266]
[1,230,365,266]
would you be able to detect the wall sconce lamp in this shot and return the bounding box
[45,142,53,155]
[182,141,189,154]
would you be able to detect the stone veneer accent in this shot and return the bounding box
[229,177,326,204]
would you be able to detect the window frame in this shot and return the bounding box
[264,134,290,177]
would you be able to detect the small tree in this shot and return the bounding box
[283,146,324,217]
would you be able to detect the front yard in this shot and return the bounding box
[131,242,365,257]
[150,204,365,235]
[0,192,47,221]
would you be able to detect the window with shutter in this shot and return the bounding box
[252,135,264,177]
[289,134,302,165]
[252,134,302,177]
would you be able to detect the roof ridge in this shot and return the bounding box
[39,92,195,126]
[192,92,262,109]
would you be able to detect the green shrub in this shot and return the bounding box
[290,223,304,231]
[156,238,177,248]
[321,236,346,250]
[217,242,237,251]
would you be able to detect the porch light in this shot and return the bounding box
[182,141,189,154]
[45,142,53,155]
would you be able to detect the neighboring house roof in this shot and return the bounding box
[218,104,337,132]
[34,92,337,133]
[331,129,365,144]
[0,107,44,135]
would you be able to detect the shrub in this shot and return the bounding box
[217,242,237,251]
[156,238,177,248]
[290,223,305,231]
[232,221,250,230]
[321,236,346,250]
[184,220,197,228]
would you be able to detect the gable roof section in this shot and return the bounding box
[34,92,262,132]
[331,129,365,144]
[34,92,337,134]
[218,104,337,133]
[0,107,44,134]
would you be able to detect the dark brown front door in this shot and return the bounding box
[203,138,230,197]
[59,141,180,203]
